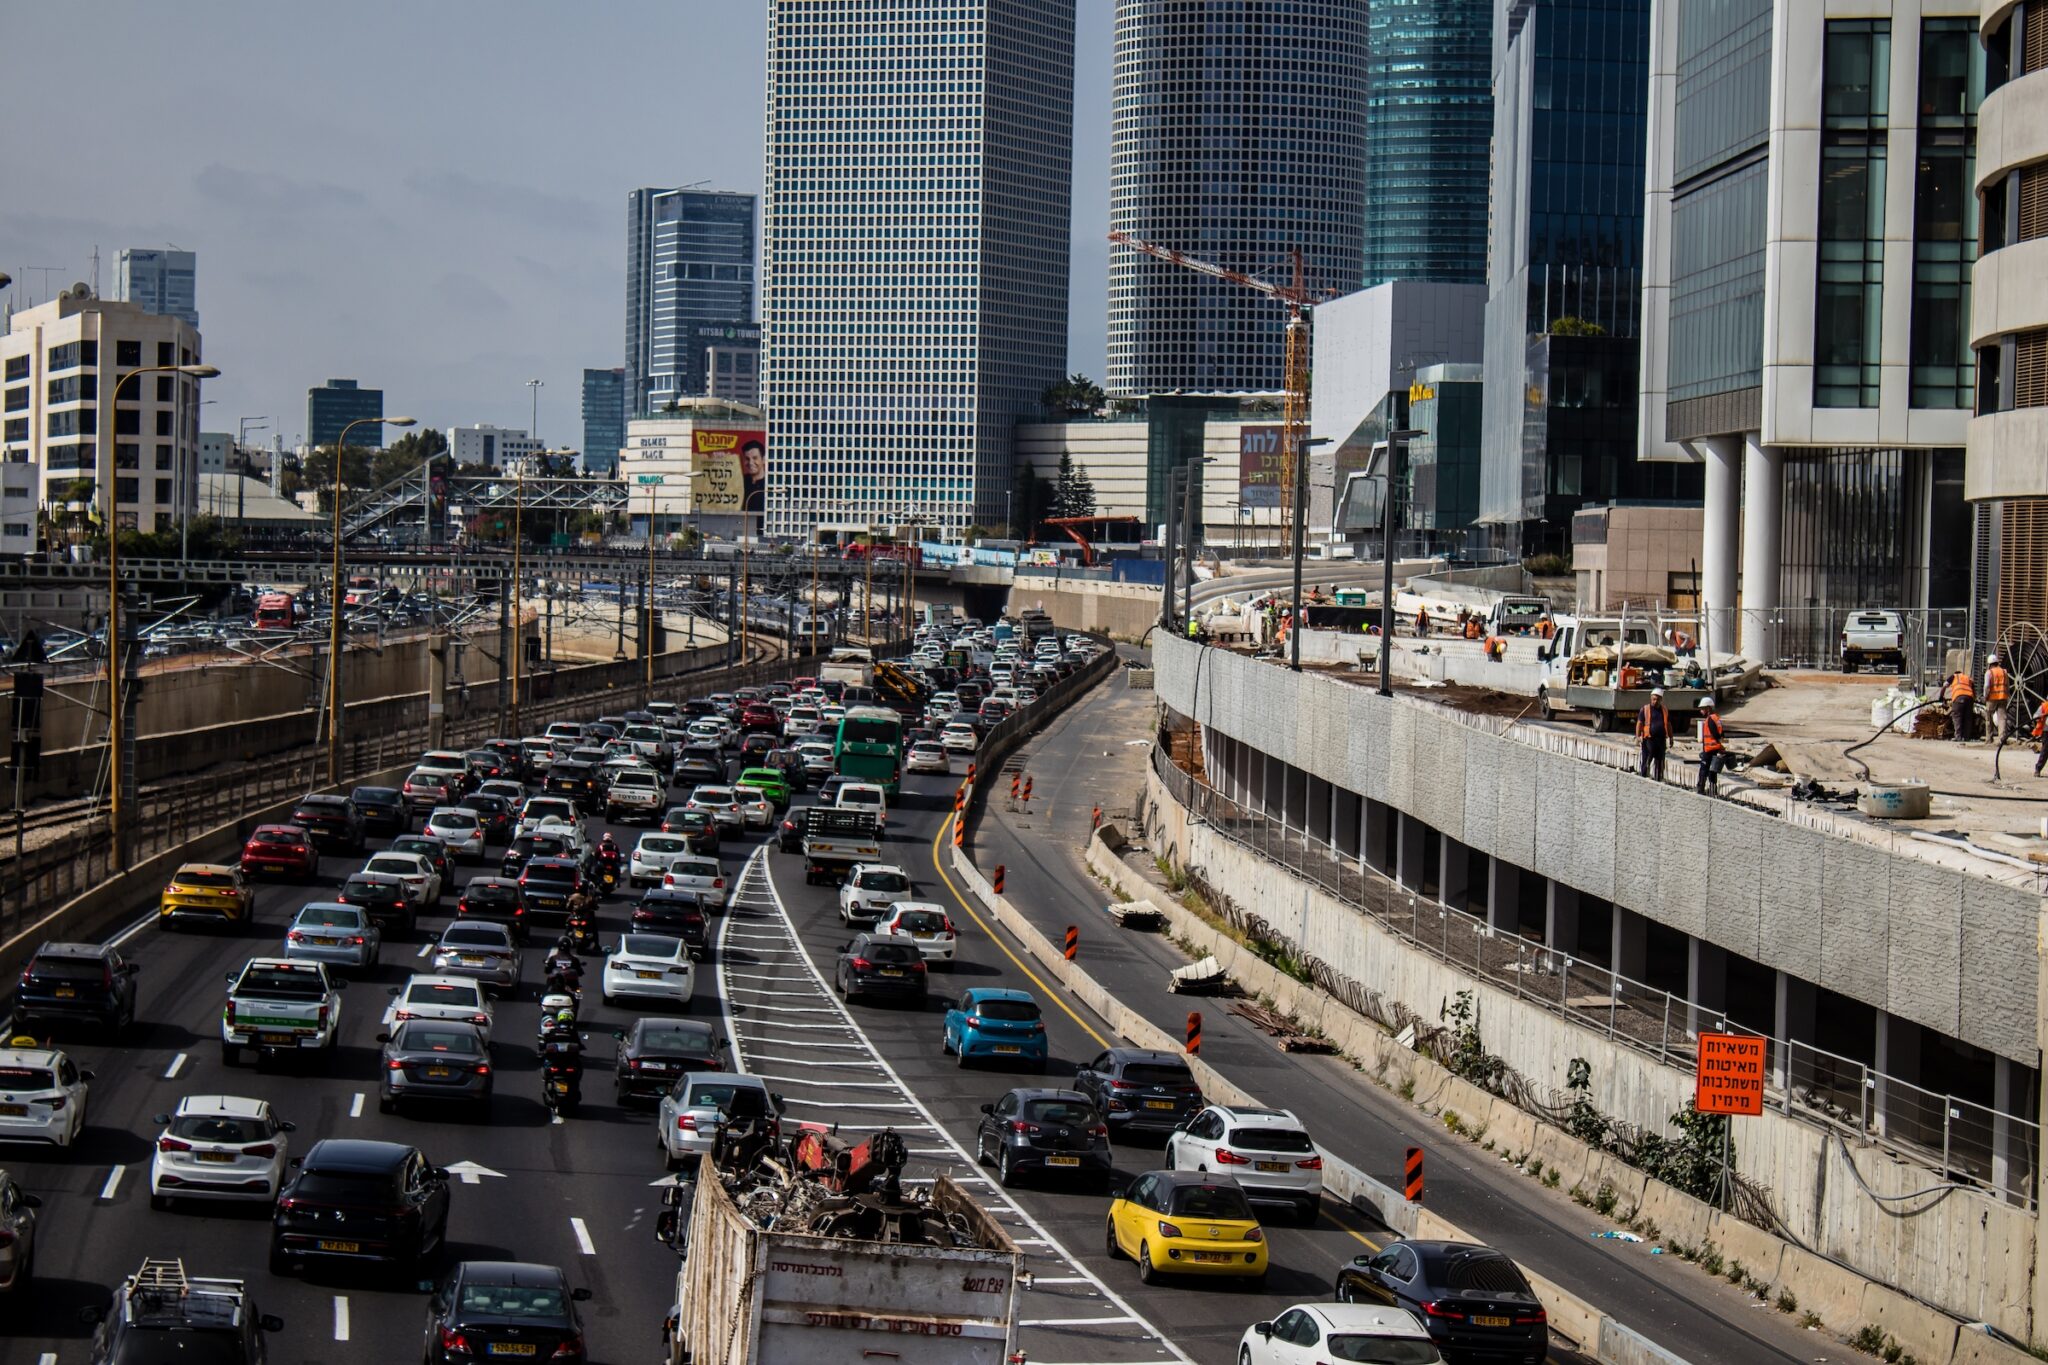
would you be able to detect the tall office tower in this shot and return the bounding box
[115,248,198,328]
[306,378,385,451]
[581,367,626,475]
[1363,0,1494,286]
[624,188,758,417]
[761,0,1075,538]
[1106,0,1367,397]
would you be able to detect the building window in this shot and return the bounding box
[154,410,173,437]
[46,374,95,406]
[156,342,173,366]
[155,478,172,506]
[116,339,141,368]
[46,410,94,439]
[2015,329,2048,409]
[1816,20,1890,409]
[2,419,24,443]
[155,375,172,403]
[2,387,25,414]
[1911,18,1982,410]
[155,444,173,470]
[46,341,96,373]
[114,477,138,505]
[2027,0,2048,76]
[2,355,26,383]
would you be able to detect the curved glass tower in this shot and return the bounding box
[1363,0,1493,286]
[1107,0,1367,397]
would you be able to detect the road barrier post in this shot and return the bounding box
[1009,772,1020,801]
[992,864,1005,895]
[954,786,965,813]
[1404,1147,1424,1202]
[1021,775,1033,805]
[1185,1010,1202,1055]
[966,762,976,785]
[1063,924,1078,960]
[953,816,965,849]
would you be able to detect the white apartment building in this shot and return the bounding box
[618,400,764,540]
[446,424,544,470]
[1,288,206,532]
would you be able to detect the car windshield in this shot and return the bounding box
[434,812,478,829]
[238,966,327,999]
[1229,1127,1315,1154]
[396,1025,483,1055]
[344,879,398,900]
[977,998,1040,1022]
[0,1066,55,1089]
[1123,1062,1194,1087]
[524,867,576,888]
[297,907,363,929]
[671,861,718,879]
[407,981,481,1007]
[1326,1338,1440,1364]
[859,871,909,893]
[441,927,507,948]
[175,869,238,888]
[641,837,687,855]
[686,1082,756,1109]
[466,883,517,904]
[695,788,735,803]
[892,911,946,933]
[458,1283,567,1319]
[250,829,302,846]
[1023,1099,1097,1124]
[170,1115,268,1144]
[1167,1183,1253,1219]
[638,1021,716,1051]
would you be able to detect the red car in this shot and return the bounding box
[739,705,781,734]
[239,824,319,880]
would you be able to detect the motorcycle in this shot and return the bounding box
[540,1031,584,1115]
[595,861,621,897]
[543,950,584,998]
[565,913,599,955]
[537,991,579,1055]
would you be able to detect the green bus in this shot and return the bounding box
[834,705,906,796]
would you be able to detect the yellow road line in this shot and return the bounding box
[927,811,1110,1050]
[1321,1200,1383,1251]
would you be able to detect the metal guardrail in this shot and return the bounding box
[1148,745,2038,1207]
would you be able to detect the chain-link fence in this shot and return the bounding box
[1747,606,1974,680]
[1148,745,2037,1207]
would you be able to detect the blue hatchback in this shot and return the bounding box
[942,988,1049,1069]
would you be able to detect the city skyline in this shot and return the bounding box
[0,1,1114,454]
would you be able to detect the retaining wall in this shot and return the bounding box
[1004,580,1160,642]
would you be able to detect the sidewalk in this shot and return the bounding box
[970,656,1827,1365]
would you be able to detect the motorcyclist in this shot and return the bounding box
[540,1009,583,1106]
[564,900,598,952]
[543,937,583,992]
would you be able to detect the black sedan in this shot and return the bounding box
[271,1139,450,1275]
[462,793,516,845]
[976,1088,1112,1189]
[424,1260,590,1364]
[675,755,725,788]
[351,786,411,836]
[457,876,527,941]
[660,807,723,853]
[631,890,710,959]
[612,1018,726,1105]
[338,872,417,935]
[289,795,365,853]
[1334,1239,1549,1365]
[834,933,928,1004]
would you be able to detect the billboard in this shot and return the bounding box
[1239,425,1283,508]
[690,428,766,515]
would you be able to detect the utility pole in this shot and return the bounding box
[1378,430,1423,696]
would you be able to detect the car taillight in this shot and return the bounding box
[550,1338,584,1360]
[288,931,305,943]
[46,1096,65,1111]
[246,1143,277,1158]
[1109,1079,1136,1090]
[1156,1220,1183,1239]
[713,877,725,889]
[627,1058,643,1070]
[1421,1301,1467,1321]
[678,1115,698,1131]
[394,1010,415,1021]
[1088,1123,1109,1138]
[439,1328,470,1352]
[224,1001,237,1025]
[1297,1155,1323,1170]
[1007,1120,1040,1135]
[1514,1309,1548,1325]
[475,1064,491,1076]
[317,1004,330,1026]
[1242,1226,1263,1243]
[387,1060,405,1071]
[851,957,873,970]
[911,960,927,972]
[158,1136,192,1152]
[1214,1147,1250,1165]
[470,1014,490,1026]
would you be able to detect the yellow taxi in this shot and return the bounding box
[1105,1169,1267,1286]
[159,863,255,928]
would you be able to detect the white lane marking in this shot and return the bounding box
[1027,1277,1095,1285]
[333,1295,350,1341]
[734,1002,843,1016]
[774,1097,923,1111]
[745,1053,882,1068]
[37,1352,56,1365]
[744,1037,865,1049]
[349,1093,364,1118]
[731,1019,854,1032]
[106,909,159,948]
[570,1216,596,1255]
[163,1052,187,1080]
[754,1075,900,1089]
[1023,1316,1141,1327]
[741,849,1193,1364]
[99,1166,125,1200]
[414,942,433,958]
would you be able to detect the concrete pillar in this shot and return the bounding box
[1333,789,1362,859]
[1772,971,1818,1092]
[1993,1056,2024,1199]
[427,632,449,749]
[1686,938,1728,1036]
[1699,435,1741,659]
[1395,812,1427,892]
[1545,881,1581,965]
[1873,1014,1924,1141]
[1439,836,1470,911]
[1611,906,1648,986]
[1307,777,1331,848]
[1485,857,1519,933]
[1364,800,1392,876]
[1740,435,1783,663]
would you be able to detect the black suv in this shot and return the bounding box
[544,761,601,810]
[338,872,417,935]
[351,786,411,836]
[833,933,927,1004]
[975,1088,1112,1189]
[424,1261,591,1365]
[271,1139,451,1275]
[14,941,139,1036]
[289,795,365,853]
[457,876,527,941]
[85,1260,283,1365]
[659,808,722,853]
[1073,1048,1204,1137]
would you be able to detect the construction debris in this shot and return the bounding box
[1230,999,1337,1053]
[1105,900,1163,930]
[1168,955,1234,995]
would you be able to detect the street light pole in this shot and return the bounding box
[1289,437,1332,674]
[526,379,544,446]
[510,459,525,735]
[236,416,269,529]
[645,476,658,698]
[1376,429,1423,697]
[104,360,219,865]
[326,414,415,783]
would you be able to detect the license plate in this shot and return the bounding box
[198,1151,237,1164]
[259,1032,297,1047]
[311,936,338,946]
[0,1104,24,1117]
[993,1044,1021,1054]
[1190,1251,1233,1264]
[53,987,75,999]
[1473,1315,1512,1328]
[460,955,487,966]
[425,1066,452,1079]
[1256,1161,1289,1173]
[879,968,905,977]
[1144,1100,1175,1111]
[636,970,660,979]
[487,1345,539,1358]
[316,1239,360,1253]
[1046,1155,1080,1167]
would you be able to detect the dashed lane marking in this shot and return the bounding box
[333,1296,350,1342]
[98,1166,124,1201]
[163,1052,187,1080]
[571,1217,595,1255]
[349,1092,364,1118]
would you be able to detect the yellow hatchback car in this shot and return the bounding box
[160,863,255,928]
[1106,1169,1267,1286]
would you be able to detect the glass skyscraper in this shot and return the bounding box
[1363,0,1494,286]
[581,367,626,476]
[116,248,198,328]
[1107,0,1367,397]
[760,0,1074,537]
[306,378,384,451]
[625,188,758,417]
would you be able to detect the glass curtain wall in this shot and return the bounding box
[1815,21,1890,408]
[1910,17,1983,409]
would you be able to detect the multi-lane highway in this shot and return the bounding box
[3,698,1598,1365]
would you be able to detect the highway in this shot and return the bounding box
[0,679,1673,1365]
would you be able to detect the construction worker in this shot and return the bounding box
[1186,615,1202,642]
[1943,665,1976,743]
[1537,616,1555,641]
[1696,696,1726,794]
[1984,654,2012,744]
[1463,615,1481,641]
[2033,696,2048,778]
[1415,605,1431,638]
[1636,686,1670,782]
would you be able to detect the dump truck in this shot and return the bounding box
[664,1161,1021,1365]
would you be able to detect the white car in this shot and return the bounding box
[730,784,776,830]
[363,851,441,909]
[686,785,744,831]
[795,741,836,777]
[1238,1303,1438,1364]
[631,833,699,886]
[783,706,821,739]
[687,717,737,749]
[149,1094,292,1207]
[905,742,949,774]
[941,722,979,755]
[657,1072,780,1170]
[0,1047,89,1147]
[1166,1104,1324,1224]
[516,796,581,839]
[606,768,667,822]
[422,806,487,862]
[476,779,527,806]
[530,814,592,861]
[602,933,697,1008]
[661,855,726,898]
[820,704,847,729]
[874,902,956,961]
[838,863,912,924]
[382,974,495,1045]
[836,782,887,826]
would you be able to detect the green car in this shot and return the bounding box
[736,766,792,809]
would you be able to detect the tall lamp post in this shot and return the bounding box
[1373,429,1423,696]
[326,415,416,783]
[1288,438,1332,672]
[105,361,220,865]
[509,457,527,735]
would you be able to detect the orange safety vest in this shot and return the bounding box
[1949,671,1975,700]
[1986,666,2010,703]
[2034,700,2048,738]
[1463,618,1480,640]
[1635,700,1668,741]
[1699,712,1726,754]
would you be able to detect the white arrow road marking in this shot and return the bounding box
[570,1217,595,1255]
[349,1092,364,1118]
[333,1296,350,1341]
[443,1161,506,1185]
[99,1167,125,1200]
[163,1052,187,1080]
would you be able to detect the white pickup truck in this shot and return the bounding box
[605,768,667,823]
[221,958,344,1067]
[1839,609,1906,674]
[801,808,883,885]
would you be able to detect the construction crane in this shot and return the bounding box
[1107,231,1331,552]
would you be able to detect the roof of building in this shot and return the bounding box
[195,474,319,525]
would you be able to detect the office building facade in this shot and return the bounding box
[625,188,758,417]
[1638,0,1983,663]
[1,291,205,531]
[446,424,543,470]
[761,0,1074,538]
[581,367,626,476]
[1107,0,1368,396]
[1363,0,1495,287]
[115,248,198,328]
[306,378,385,451]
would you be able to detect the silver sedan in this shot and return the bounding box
[429,921,521,995]
[283,903,381,972]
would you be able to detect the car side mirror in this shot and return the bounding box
[571,1287,593,1303]
[79,1070,94,1082]
[433,1167,450,1182]
[1351,1252,1374,1266]
[612,1029,627,1042]
[18,1193,40,1209]
[333,978,348,990]
[1254,1321,1274,1339]
[260,1314,285,1332]
[979,1103,994,1114]
[79,1305,106,1326]
[289,1156,304,1168]
[152,1112,170,1125]
[225,973,237,986]
[376,1033,391,1044]
[279,1120,297,1132]
[121,963,139,976]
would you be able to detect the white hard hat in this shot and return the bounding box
[1699,696,1716,709]
[1651,687,1665,697]
[1988,654,2000,665]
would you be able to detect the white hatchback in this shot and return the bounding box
[363,851,441,908]
[423,806,487,861]
[149,1094,292,1207]
[661,854,726,898]
[630,833,698,886]
[1238,1303,1438,1365]
[1166,1103,1325,1223]
[382,974,495,1045]
[602,933,697,1008]
[874,902,956,961]
[838,863,912,924]
[0,1048,89,1148]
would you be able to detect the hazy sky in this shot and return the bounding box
[1,2,1114,451]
